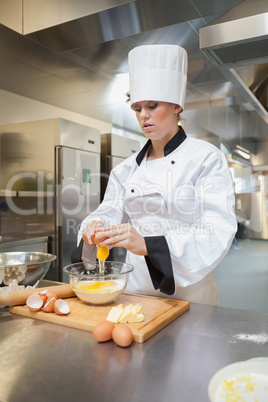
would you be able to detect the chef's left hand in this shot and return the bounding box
[95,223,148,256]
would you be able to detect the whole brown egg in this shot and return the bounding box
[93,321,115,342]
[112,324,133,347]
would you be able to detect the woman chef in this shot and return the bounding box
[74,44,237,305]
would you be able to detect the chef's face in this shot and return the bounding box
[132,101,181,142]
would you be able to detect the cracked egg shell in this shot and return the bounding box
[54,299,70,315]
[42,297,56,313]
[34,290,48,305]
[26,294,44,311]
[46,290,58,301]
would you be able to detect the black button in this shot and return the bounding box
[131,189,135,193]
[171,160,175,164]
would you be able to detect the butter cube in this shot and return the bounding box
[132,304,142,313]
[128,313,144,323]
[107,303,144,324]
[106,306,124,323]
[119,305,133,323]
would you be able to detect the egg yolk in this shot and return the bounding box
[79,281,117,290]
[97,245,109,260]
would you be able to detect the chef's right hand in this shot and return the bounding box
[82,220,104,245]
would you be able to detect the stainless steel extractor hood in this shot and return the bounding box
[199,0,268,67]
[200,0,268,124]
[0,0,267,136]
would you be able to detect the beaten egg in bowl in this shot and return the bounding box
[73,279,125,305]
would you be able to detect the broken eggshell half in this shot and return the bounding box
[42,296,57,313]
[26,294,44,311]
[54,299,70,315]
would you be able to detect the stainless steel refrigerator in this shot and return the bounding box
[0,118,101,281]
[56,144,100,282]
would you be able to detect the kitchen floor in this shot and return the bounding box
[213,238,268,313]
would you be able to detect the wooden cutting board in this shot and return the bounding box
[9,293,190,343]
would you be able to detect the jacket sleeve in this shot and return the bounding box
[75,168,130,263]
[144,236,175,295]
[143,150,237,290]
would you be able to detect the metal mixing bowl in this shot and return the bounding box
[0,252,57,287]
[63,261,134,305]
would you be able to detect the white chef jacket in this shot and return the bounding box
[77,127,237,305]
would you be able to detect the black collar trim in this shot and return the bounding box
[136,126,187,166]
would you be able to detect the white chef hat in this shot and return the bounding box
[128,44,188,110]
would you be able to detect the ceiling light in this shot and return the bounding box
[107,73,130,104]
[233,145,251,160]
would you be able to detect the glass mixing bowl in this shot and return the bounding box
[63,261,134,305]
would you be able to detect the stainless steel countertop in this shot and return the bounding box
[1,282,268,402]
